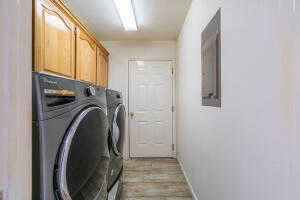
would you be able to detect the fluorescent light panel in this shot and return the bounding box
[113,0,138,31]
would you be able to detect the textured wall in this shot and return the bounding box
[176,0,300,199]
[0,0,32,199]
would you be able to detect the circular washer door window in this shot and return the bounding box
[55,107,109,200]
[112,104,126,156]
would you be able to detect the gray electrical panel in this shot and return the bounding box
[201,9,221,107]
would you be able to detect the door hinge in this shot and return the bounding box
[172,144,175,151]
[171,68,174,75]
[171,106,175,112]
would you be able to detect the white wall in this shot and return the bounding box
[102,41,176,158]
[0,0,32,199]
[176,0,300,200]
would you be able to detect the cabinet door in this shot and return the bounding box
[76,28,97,84]
[34,0,75,78]
[96,48,109,87]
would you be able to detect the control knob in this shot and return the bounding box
[85,86,96,97]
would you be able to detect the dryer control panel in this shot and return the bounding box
[32,72,107,121]
[38,75,77,108]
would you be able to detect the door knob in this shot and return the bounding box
[129,112,134,118]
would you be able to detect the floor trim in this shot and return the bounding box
[177,158,199,200]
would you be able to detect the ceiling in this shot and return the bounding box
[63,0,192,41]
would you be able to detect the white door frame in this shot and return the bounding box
[127,59,176,158]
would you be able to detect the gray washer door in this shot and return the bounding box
[111,104,126,156]
[56,107,110,200]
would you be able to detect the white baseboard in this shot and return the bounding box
[177,158,199,200]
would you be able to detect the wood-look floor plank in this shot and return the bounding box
[122,182,192,198]
[121,197,192,200]
[124,158,181,171]
[124,170,186,183]
[121,158,192,199]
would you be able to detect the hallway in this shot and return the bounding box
[121,158,192,200]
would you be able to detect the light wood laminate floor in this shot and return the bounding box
[121,158,192,200]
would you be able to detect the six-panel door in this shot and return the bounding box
[129,61,173,157]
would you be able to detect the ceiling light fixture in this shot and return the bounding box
[113,0,138,31]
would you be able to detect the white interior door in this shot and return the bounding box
[129,60,173,157]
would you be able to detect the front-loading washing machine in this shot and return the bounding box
[106,89,126,200]
[32,72,110,200]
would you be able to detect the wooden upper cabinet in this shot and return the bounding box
[96,47,109,88]
[75,28,97,84]
[34,0,75,78]
[33,0,109,83]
